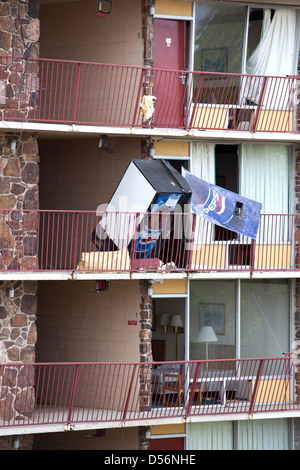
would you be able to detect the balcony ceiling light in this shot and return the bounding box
[98,135,115,153]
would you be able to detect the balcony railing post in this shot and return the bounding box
[72,63,82,123]
[250,238,256,273]
[1,358,300,430]
[0,209,299,274]
[252,76,268,132]
[249,359,264,414]
[186,362,201,415]
[72,211,79,271]
[122,364,138,420]
[0,56,299,134]
[67,364,81,424]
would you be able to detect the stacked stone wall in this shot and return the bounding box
[0,0,39,450]
[138,3,155,447]
[138,279,153,450]
[0,433,33,450]
[294,142,300,449]
[0,0,40,120]
[0,133,39,270]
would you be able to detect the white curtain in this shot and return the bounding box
[187,422,234,450]
[186,419,289,450]
[238,419,289,450]
[241,144,289,214]
[241,144,289,242]
[245,9,298,107]
[190,142,215,183]
[190,142,215,246]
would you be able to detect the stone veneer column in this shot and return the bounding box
[139,131,154,452]
[139,280,153,364]
[0,0,39,450]
[138,1,156,449]
[138,280,153,450]
[0,133,39,448]
[142,0,155,69]
[294,143,300,450]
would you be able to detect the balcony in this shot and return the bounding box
[0,56,299,137]
[0,356,299,435]
[0,210,299,280]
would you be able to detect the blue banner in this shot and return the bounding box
[182,169,262,239]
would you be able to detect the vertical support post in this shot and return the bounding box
[67,364,81,424]
[72,212,79,271]
[186,362,201,415]
[249,359,264,414]
[72,63,81,123]
[252,76,267,132]
[122,364,138,420]
[250,238,256,274]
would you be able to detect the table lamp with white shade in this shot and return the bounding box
[197,326,218,362]
[159,314,170,333]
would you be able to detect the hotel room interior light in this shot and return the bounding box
[159,314,170,333]
[197,326,218,362]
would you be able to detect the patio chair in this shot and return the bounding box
[162,373,202,407]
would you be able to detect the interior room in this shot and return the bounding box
[152,297,186,362]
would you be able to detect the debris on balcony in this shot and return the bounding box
[78,248,130,272]
[92,159,192,269]
[140,95,157,122]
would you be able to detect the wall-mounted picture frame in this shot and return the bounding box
[201,47,228,73]
[199,303,226,335]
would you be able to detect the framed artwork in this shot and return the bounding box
[201,47,228,73]
[199,303,225,335]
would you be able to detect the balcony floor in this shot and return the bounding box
[1,402,299,437]
[0,270,298,282]
[1,120,300,144]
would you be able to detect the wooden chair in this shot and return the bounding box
[162,373,202,407]
[163,373,183,407]
[189,380,203,405]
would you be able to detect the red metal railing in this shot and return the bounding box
[0,357,299,429]
[0,56,299,133]
[0,209,299,273]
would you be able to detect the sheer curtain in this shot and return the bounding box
[190,142,215,182]
[241,144,289,242]
[245,9,298,107]
[187,422,234,450]
[190,142,215,247]
[241,144,289,213]
[187,419,289,450]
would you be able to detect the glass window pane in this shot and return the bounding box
[190,280,235,360]
[194,3,246,73]
[247,8,264,61]
[240,280,289,358]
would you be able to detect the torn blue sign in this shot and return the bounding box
[182,169,262,239]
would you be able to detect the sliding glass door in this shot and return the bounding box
[194,3,246,75]
[190,280,236,361]
[240,280,289,359]
[193,3,299,119]
[189,279,290,361]
[194,3,298,76]
[190,142,292,260]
